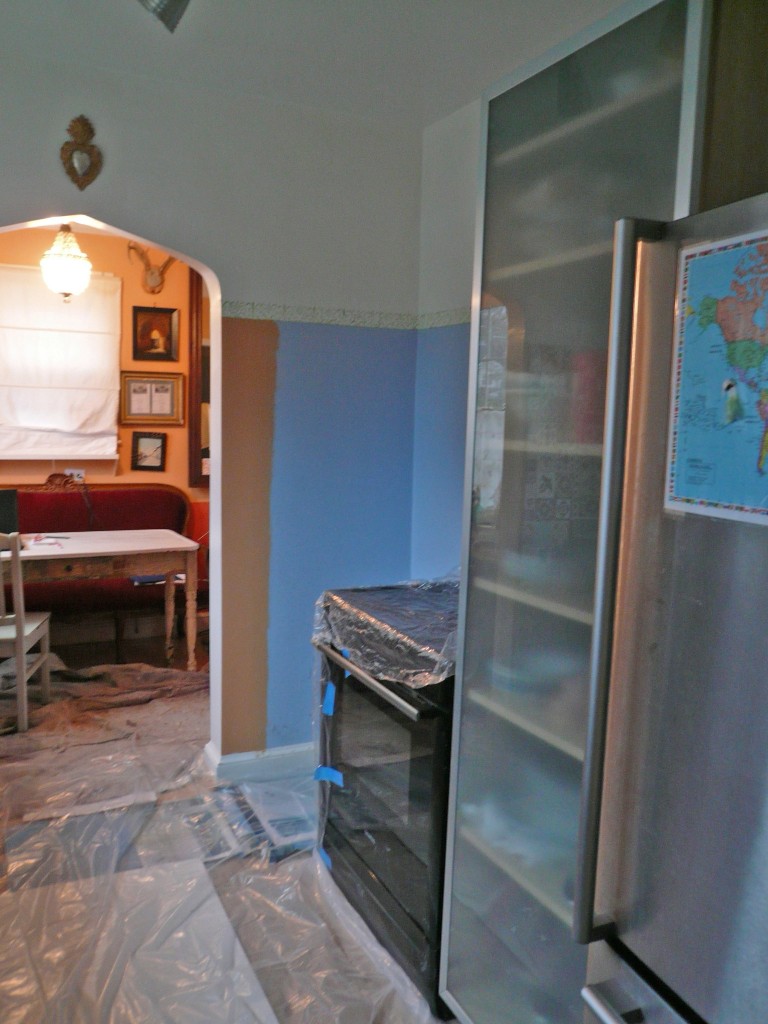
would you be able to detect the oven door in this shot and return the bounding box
[317,644,452,977]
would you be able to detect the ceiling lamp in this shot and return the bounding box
[40,224,92,301]
[136,0,192,32]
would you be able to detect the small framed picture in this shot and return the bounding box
[131,431,166,472]
[133,306,179,361]
[120,372,184,425]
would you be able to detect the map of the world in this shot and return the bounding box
[666,230,768,524]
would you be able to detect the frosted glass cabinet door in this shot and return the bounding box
[441,2,691,1022]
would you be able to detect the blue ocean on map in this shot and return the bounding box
[668,233,768,522]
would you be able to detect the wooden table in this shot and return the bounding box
[15,529,199,670]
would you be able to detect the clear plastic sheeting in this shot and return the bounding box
[312,579,459,688]
[0,859,280,1023]
[211,852,439,1024]
[0,660,441,1023]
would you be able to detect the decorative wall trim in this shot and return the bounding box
[223,301,414,329]
[222,300,471,330]
[416,307,471,329]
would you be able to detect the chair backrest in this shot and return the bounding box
[0,532,25,625]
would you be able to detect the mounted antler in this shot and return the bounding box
[127,241,176,294]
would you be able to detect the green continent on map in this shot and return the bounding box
[696,295,718,329]
[726,339,768,372]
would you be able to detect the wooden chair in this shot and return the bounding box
[0,532,51,732]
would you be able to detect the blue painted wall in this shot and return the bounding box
[266,321,417,748]
[410,322,470,580]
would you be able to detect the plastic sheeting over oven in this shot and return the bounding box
[313,578,459,689]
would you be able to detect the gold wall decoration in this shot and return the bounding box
[60,115,103,191]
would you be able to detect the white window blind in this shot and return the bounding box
[0,265,121,459]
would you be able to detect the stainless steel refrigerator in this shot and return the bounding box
[575,189,768,1023]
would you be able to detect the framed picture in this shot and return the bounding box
[131,431,166,471]
[133,306,179,361]
[120,372,184,425]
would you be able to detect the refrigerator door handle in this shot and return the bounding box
[573,217,664,945]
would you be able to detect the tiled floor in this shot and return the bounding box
[0,645,440,1024]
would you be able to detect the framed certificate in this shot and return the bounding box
[120,372,184,425]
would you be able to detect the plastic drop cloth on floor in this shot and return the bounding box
[0,660,441,1023]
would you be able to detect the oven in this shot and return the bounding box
[313,582,457,1018]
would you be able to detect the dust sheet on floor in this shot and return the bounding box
[0,659,440,1023]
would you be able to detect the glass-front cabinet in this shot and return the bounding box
[440,2,699,1022]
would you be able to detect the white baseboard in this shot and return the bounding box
[204,740,316,782]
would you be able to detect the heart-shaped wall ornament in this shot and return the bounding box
[60,115,103,191]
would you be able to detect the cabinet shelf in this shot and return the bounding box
[444,4,695,1018]
[474,576,595,625]
[504,438,603,458]
[459,825,574,927]
[445,896,583,1024]
[488,238,613,283]
[493,71,680,169]
[467,685,585,762]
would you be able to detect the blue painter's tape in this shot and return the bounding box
[322,681,336,716]
[340,648,351,677]
[318,847,332,869]
[314,765,344,787]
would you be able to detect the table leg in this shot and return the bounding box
[185,551,198,671]
[164,573,176,665]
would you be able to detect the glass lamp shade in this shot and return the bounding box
[136,0,192,32]
[40,224,92,300]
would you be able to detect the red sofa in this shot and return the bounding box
[7,480,192,618]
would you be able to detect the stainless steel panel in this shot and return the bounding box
[584,943,688,1024]
[595,192,768,1024]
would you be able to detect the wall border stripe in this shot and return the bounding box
[222,300,470,330]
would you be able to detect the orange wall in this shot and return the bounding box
[0,227,208,510]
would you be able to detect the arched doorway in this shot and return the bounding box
[0,213,224,752]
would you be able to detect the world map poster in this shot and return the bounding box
[666,230,768,524]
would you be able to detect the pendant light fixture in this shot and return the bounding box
[136,0,192,32]
[40,224,92,301]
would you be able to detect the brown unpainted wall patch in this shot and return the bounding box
[220,318,278,754]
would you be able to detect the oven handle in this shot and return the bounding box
[313,641,421,722]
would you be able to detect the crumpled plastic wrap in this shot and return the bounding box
[0,665,441,1023]
[0,858,280,1023]
[0,762,282,1022]
[211,851,440,1024]
[312,578,459,688]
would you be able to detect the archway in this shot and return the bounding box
[0,212,224,753]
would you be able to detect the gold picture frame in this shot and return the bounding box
[120,372,184,425]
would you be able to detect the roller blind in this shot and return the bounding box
[0,265,121,458]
